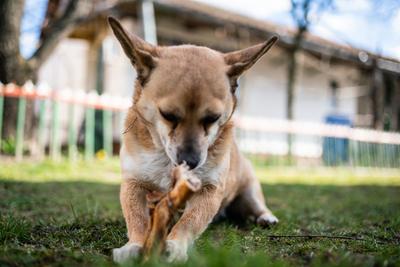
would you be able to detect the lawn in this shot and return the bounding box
[0,159,399,267]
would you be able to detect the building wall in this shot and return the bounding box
[38,29,367,128]
[37,33,370,154]
[38,39,90,144]
[38,28,139,142]
[39,39,89,90]
[235,47,366,157]
[238,47,365,124]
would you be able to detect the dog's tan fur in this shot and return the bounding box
[108,17,279,263]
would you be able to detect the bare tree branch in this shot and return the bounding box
[28,0,80,69]
[266,234,396,245]
[40,0,61,41]
[290,0,333,34]
[291,0,311,32]
[28,0,118,69]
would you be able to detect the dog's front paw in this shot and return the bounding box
[165,239,188,263]
[113,243,142,263]
[257,212,279,227]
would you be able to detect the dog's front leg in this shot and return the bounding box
[165,185,223,262]
[113,179,149,263]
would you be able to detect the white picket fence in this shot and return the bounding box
[1,82,400,168]
[235,116,400,168]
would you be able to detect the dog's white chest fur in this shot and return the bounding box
[121,146,173,191]
[120,145,226,191]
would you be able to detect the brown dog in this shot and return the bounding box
[108,17,279,263]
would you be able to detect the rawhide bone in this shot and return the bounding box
[142,164,201,260]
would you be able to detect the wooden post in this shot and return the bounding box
[15,96,26,160]
[390,77,400,131]
[68,103,77,161]
[103,109,113,157]
[86,26,107,92]
[50,99,61,160]
[86,29,107,158]
[85,107,95,160]
[370,62,385,130]
[37,99,47,157]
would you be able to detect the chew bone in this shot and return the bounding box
[142,164,201,260]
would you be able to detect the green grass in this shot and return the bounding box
[0,159,399,267]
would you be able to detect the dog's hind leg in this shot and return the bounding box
[232,159,279,227]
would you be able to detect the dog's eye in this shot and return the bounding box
[160,110,181,124]
[202,114,221,125]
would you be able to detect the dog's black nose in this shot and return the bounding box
[177,147,200,170]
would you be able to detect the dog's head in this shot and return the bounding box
[109,17,277,169]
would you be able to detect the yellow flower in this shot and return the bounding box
[96,149,107,160]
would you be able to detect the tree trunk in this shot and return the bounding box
[285,30,304,161]
[0,0,83,147]
[286,49,297,122]
[0,0,37,141]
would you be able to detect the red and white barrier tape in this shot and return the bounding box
[0,82,131,111]
[234,116,400,145]
[1,83,399,145]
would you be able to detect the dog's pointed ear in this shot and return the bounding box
[108,16,158,85]
[224,36,278,93]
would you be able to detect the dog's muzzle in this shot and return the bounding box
[177,145,201,169]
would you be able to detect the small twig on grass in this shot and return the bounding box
[69,202,78,220]
[266,234,395,245]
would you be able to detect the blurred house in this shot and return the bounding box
[39,0,400,145]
